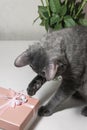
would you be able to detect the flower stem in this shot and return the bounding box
[65,0,68,5]
[41,0,44,6]
[70,2,74,15]
[46,0,51,16]
[33,16,40,24]
[75,1,87,19]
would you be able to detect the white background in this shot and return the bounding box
[0,42,87,130]
[0,0,45,40]
[0,0,86,40]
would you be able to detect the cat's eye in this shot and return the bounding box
[41,71,45,75]
[59,63,64,68]
[40,70,45,76]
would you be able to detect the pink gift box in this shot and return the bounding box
[0,87,39,130]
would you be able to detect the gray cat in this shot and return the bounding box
[14,26,87,117]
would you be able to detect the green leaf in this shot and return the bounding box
[49,0,61,13]
[38,6,49,19]
[64,16,76,27]
[54,23,62,30]
[50,14,60,25]
[59,5,67,16]
[45,19,49,31]
[79,19,87,26]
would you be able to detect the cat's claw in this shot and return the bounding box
[38,106,53,116]
[27,87,36,96]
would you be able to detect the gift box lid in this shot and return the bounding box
[0,87,39,130]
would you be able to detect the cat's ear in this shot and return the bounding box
[14,50,29,67]
[45,62,58,81]
[14,43,41,67]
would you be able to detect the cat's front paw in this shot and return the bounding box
[27,86,36,96]
[27,80,42,96]
[38,106,53,116]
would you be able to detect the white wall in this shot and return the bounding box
[0,0,87,40]
[0,0,45,40]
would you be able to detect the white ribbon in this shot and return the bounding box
[0,89,34,115]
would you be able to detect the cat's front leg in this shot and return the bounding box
[38,78,77,116]
[27,75,46,96]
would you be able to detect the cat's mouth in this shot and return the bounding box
[45,74,56,81]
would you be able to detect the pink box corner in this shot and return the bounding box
[0,87,39,130]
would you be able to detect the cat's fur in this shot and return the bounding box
[14,26,87,116]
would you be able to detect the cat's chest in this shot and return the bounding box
[78,71,87,99]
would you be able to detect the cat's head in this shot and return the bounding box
[14,43,66,80]
[14,43,66,81]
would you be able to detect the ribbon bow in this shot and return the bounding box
[0,89,34,115]
[0,89,28,108]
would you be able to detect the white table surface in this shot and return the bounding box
[0,41,87,130]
